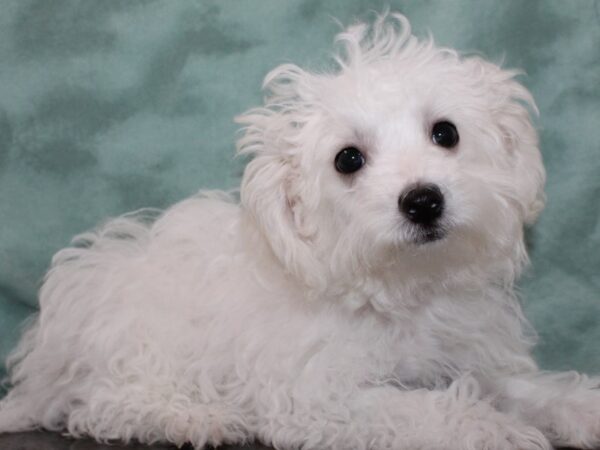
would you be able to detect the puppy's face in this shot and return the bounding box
[238,15,545,292]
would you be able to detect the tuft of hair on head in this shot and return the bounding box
[332,11,425,70]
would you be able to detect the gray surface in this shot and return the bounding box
[0,431,588,450]
[0,431,272,450]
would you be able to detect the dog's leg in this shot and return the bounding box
[258,377,550,450]
[492,371,600,449]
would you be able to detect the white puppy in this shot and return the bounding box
[0,13,598,450]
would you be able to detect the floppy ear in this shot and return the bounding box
[473,59,546,225]
[494,74,546,225]
[236,64,325,290]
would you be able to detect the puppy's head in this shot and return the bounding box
[237,14,545,298]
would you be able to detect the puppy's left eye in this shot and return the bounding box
[335,147,365,174]
[431,121,459,148]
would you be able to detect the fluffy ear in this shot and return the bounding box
[496,77,546,225]
[235,64,325,290]
[472,59,546,224]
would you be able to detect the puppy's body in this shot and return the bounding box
[1,14,599,450]
[0,194,538,447]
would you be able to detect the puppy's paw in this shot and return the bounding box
[448,402,551,450]
[458,420,551,450]
[544,385,600,449]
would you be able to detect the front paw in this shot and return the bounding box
[446,402,551,450]
[458,419,551,450]
[544,387,600,449]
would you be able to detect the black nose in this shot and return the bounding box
[399,184,444,225]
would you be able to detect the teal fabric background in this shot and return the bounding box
[0,0,598,383]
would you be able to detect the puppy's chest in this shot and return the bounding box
[385,325,459,389]
[383,304,504,388]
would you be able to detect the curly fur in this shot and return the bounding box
[1,13,598,450]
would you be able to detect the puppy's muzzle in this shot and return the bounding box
[399,183,444,226]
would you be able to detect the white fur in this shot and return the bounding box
[1,13,598,450]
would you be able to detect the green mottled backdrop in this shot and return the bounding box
[0,0,598,383]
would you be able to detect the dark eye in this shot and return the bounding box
[431,121,459,148]
[334,147,365,174]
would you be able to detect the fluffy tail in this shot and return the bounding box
[0,395,38,433]
[0,315,41,434]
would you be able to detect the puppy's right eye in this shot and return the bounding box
[431,121,459,149]
[335,147,365,174]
